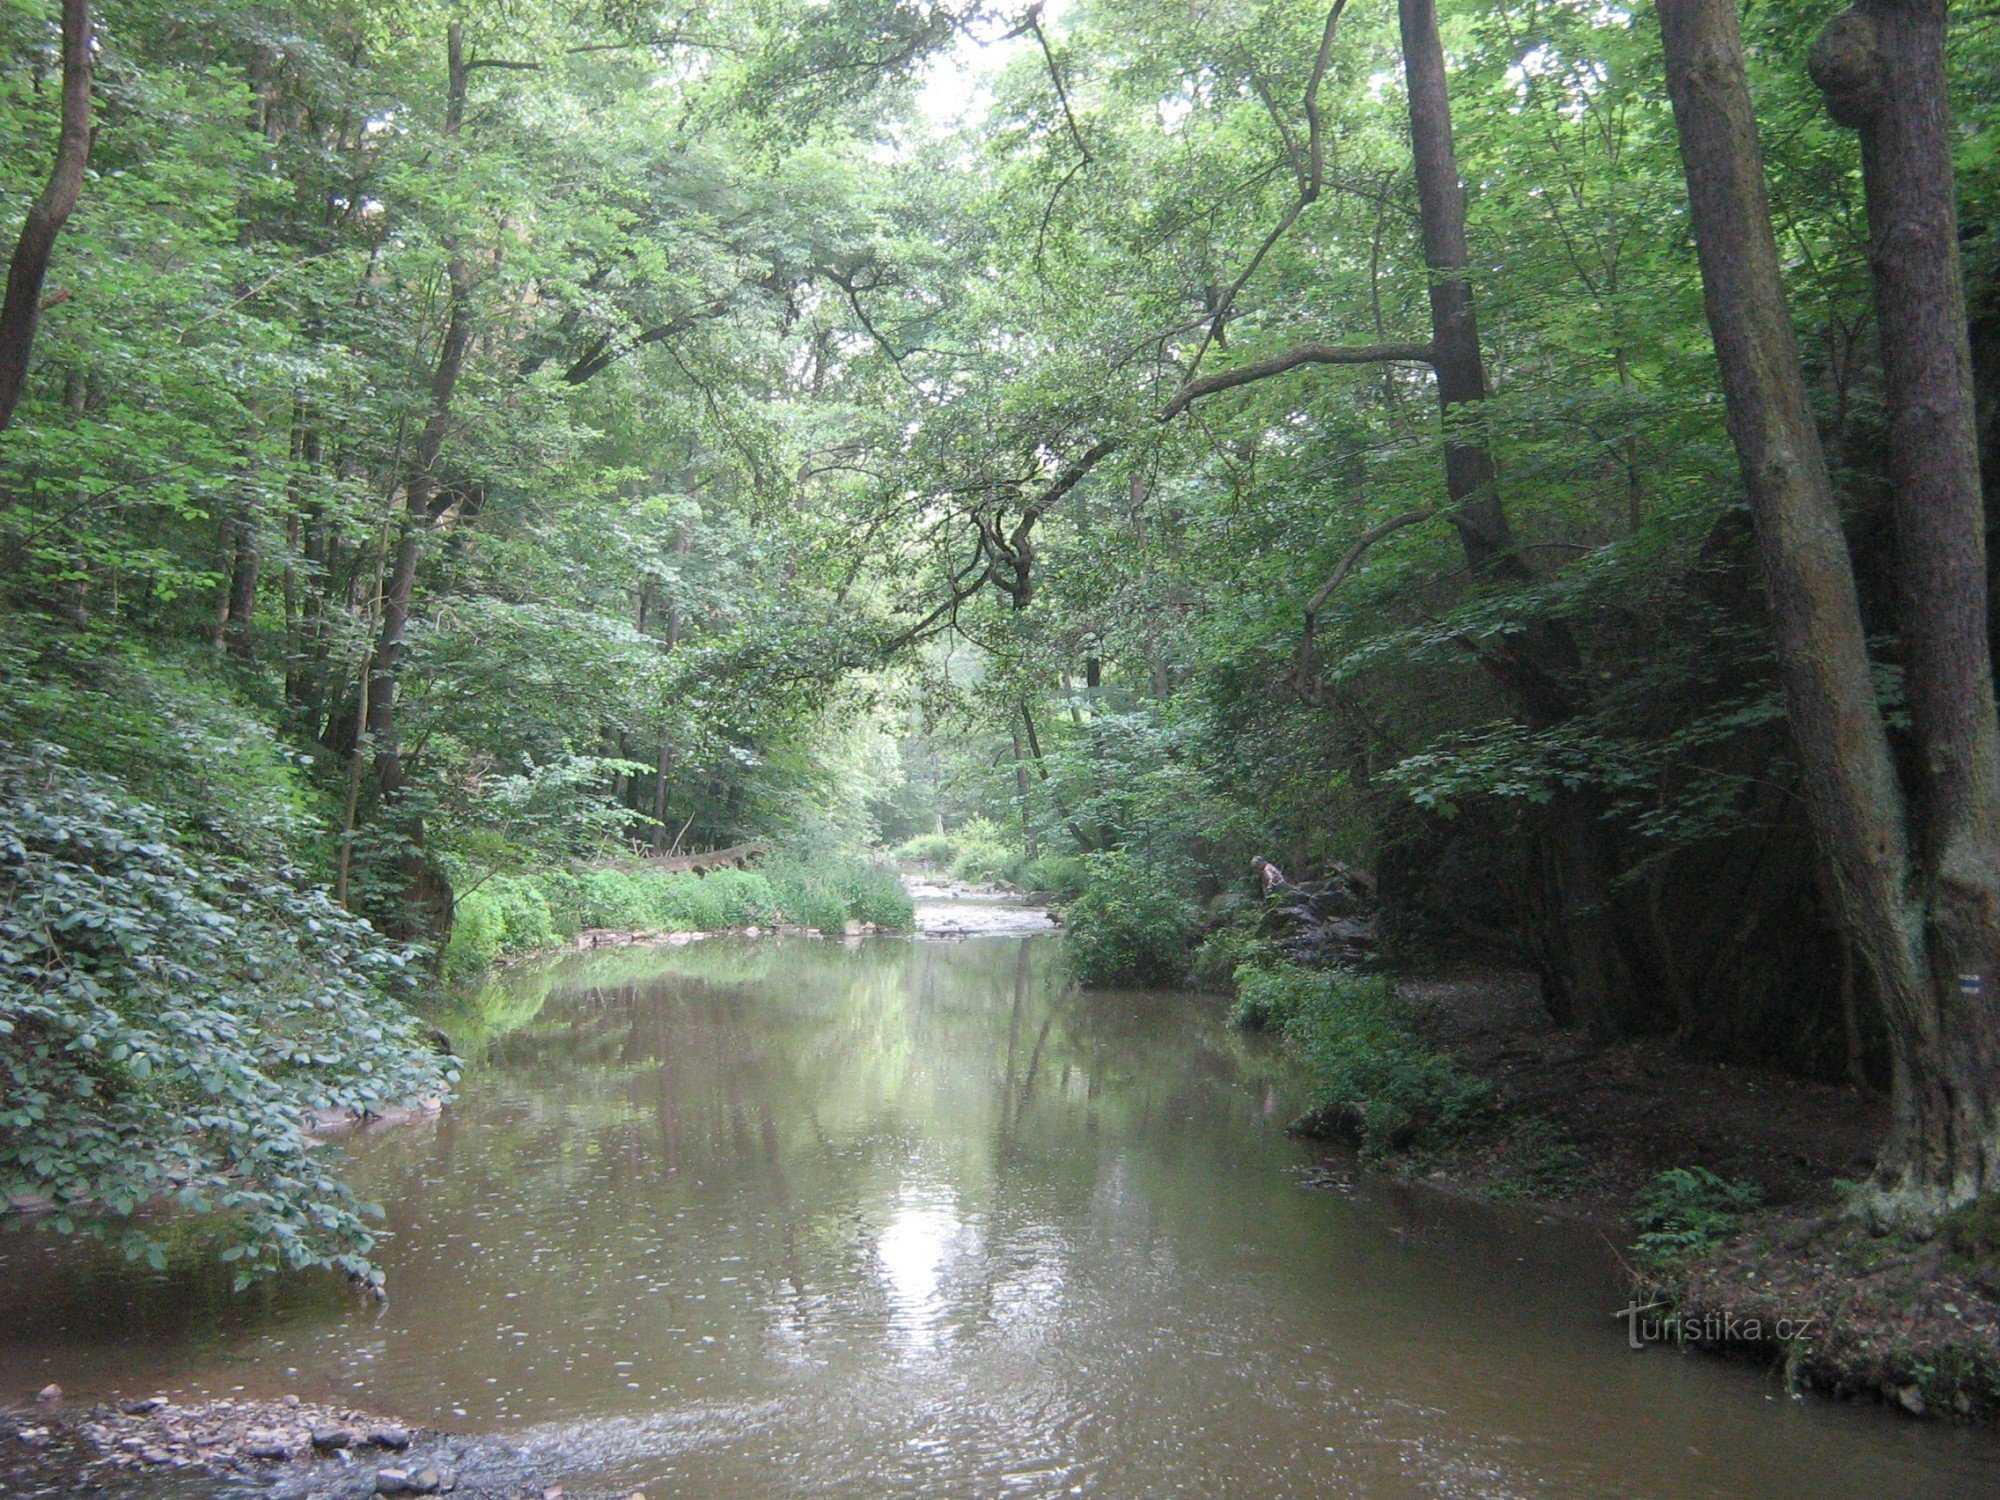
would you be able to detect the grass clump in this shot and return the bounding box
[1493,1118,1594,1200]
[1231,964,1492,1158]
[1062,851,1200,987]
[766,852,913,932]
[1631,1166,1763,1270]
[441,852,913,978]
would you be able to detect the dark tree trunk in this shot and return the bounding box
[221,507,260,661]
[1657,0,2000,1214]
[1397,0,1638,1037]
[1809,0,2000,1210]
[365,24,472,796]
[1011,722,1038,860]
[0,0,92,435]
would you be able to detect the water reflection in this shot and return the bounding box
[3,934,1999,1498]
[876,1191,969,1353]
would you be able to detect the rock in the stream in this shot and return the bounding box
[312,1423,360,1449]
[242,1429,293,1459]
[377,1465,452,1495]
[34,1384,61,1404]
[368,1422,413,1449]
[120,1396,166,1415]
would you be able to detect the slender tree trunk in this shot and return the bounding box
[1011,722,1038,860]
[1809,1,2000,1208]
[1398,0,1635,1036]
[221,503,260,661]
[1659,0,2000,1214]
[365,24,472,796]
[0,0,92,435]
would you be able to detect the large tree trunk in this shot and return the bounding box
[0,0,92,435]
[1398,0,1639,1038]
[1810,1,2000,1209]
[1658,0,2000,1215]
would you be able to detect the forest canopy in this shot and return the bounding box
[6,0,2000,1273]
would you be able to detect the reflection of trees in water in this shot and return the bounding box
[346,936,1305,1363]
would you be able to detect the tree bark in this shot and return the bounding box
[1658,0,2000,1214]
[1398,0,1635,1036]
[0,0,92,435]
[1809,1,2000,1209]
[365,24,473,796]
[1011,721,1038,860]
[221,505,260,661]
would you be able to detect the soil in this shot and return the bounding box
[1399,968,1885,1223]
[1379,965,2000,1423]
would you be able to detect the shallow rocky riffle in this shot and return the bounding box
[1,1396,669,1499]
[905,878,1058,936]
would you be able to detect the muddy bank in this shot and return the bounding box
[1358,966,2000,1423]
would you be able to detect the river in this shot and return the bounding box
[4,927,1998,1497]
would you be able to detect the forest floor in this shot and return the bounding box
[1389,967,2000,1422]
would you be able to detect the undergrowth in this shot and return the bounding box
[1230,963,1492,1159]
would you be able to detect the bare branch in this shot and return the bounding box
[1183,1,1349,377]
[1161,340,1432,418]
[1295,506,1436,688]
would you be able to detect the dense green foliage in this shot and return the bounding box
[441,856,913,975]
[1060,851,1201,987]
[1231,965,1491,1157]
[7,0,2000,1265]
[0,741,450,1286]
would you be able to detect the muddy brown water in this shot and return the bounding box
[4,931,1999,1497]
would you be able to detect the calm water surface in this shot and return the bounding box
[4,933,1999,1498]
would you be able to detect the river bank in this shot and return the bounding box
[1341,967,2000,1424]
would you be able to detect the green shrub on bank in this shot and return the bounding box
[1190,924,1262,993]
[1231,964,1492,1157]
[440,873,561,978]
[945,816,1014,883]
[1631,1166,1763,1269]
[1002,851,1089,899]
[766,852,913,932]
[0,743,452,1286]
[444,854,913,975]
[896,830,957,867]
[1063,851,1201,987]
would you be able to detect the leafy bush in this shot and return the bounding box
[896,831,958,867]
[441,887,507,978]
[1191,925,1262,994]
[1631,1166,1763,1269]
[0,628,331,869]
[1063,851,1200,986]
[1004,852,1089,899]
[440,854,914,979]
[577,868,652,930]
[766,852,914,932]
[0,743,452,1286]
[1231,965,1492,1157]
[945,815,1013,883]
[440,873,558,978]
